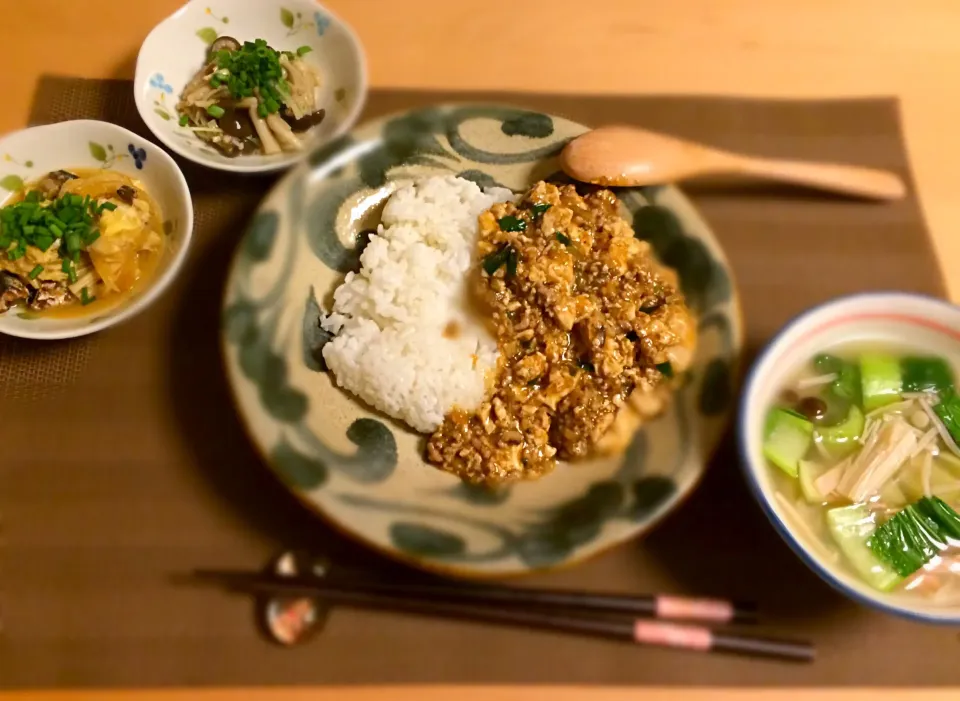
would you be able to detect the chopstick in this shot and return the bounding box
[195,568,756,624]
[194,571,813,663]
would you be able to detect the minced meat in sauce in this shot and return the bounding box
[426,181,695,486]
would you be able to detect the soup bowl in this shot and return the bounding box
[739,291,960,624]
[0,120,193,340]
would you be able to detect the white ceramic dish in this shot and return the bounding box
[134,0,367,174]
[740,292,960,624]
[0,120,193,340]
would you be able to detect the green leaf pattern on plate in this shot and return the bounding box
[88,141,108,162]
[390,523,466,557]
[196,27,219,45]
[222,105,741,574]
[302,286,332,372]
[0,174,24,192]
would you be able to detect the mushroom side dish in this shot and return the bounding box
[176,36,327,157]
[0,169,165,315]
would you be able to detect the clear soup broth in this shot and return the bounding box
[764,343,960,605]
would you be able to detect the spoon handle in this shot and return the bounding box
[729,155,906,201]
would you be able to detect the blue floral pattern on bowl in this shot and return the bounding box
[314,11,330,36]
[149,73,173,94]
[128,144,147,170]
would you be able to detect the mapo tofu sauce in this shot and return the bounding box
[426,181,695,486]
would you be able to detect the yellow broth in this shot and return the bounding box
[767,342,960,605]
[1,168,166,317]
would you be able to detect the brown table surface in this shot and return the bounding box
[2,0,960,699]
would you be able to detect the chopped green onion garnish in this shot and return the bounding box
[530,203,552,217]
[257,102,268,118]
[81,287,95,306]
[481,244,514,276]
[206,104,226,118]
[506,248,518,279]
[297,45,312,56]
[28,264,44,280]
[98,202,117,212]
[556,233,572,246]
[67,267,78,284]
[497,215,526,232]
[210,76,222,88]
[179,114,190,127]
[656,362,674,378]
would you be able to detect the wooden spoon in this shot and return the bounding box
[560,125,906,201]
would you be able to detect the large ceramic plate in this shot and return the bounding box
[222,105,742,577]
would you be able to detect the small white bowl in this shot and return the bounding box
[740,292,960,624]
[0,120,193,340]
[134,0,367,174]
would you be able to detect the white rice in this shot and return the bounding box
[321,175,514,432]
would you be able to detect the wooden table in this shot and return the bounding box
[1,0,957,699]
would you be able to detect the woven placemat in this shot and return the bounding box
[0,77,949,688]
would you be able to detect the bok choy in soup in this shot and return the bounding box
[764,348,960,603]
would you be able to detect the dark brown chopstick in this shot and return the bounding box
[193,571,812,663]
[195,568,755,624]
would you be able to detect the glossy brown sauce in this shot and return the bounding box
[426,181,696,486]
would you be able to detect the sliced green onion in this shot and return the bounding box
[98,202,118,212]
[179,114,190,127]
[297,45,313,56]
[81,287,95,306]
[206,104,226,118]
[257,102,268,118]
[497,215,526,232]
[530,203,552,217]
[506,248,518,279]
[556,233,572,246]
[27,264,44,280]
[656,362,674,378]
[482,244,514,276]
